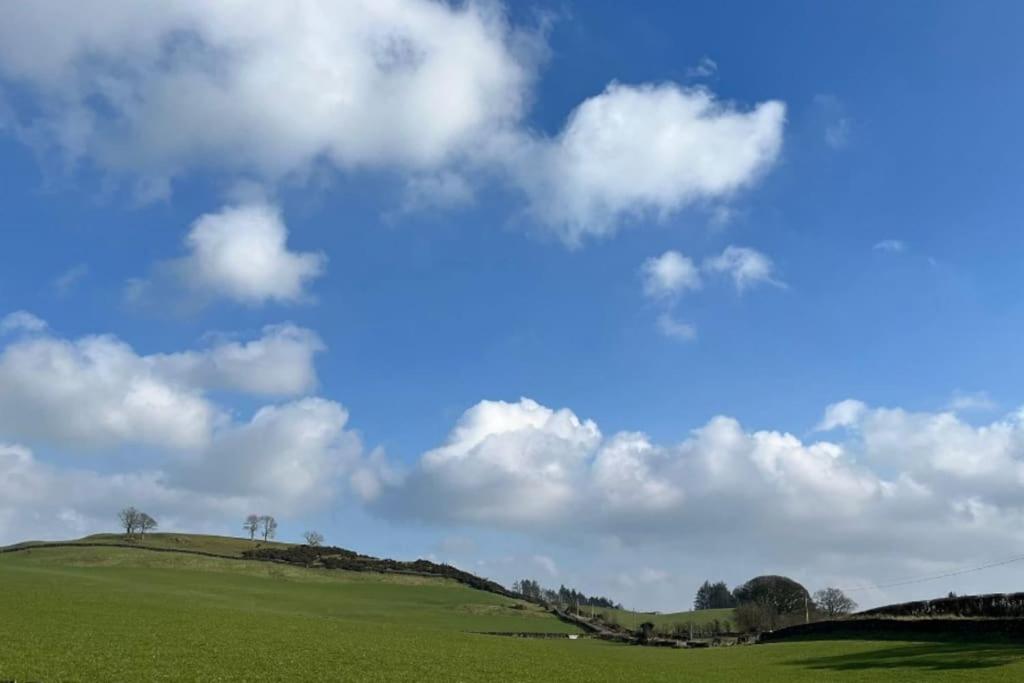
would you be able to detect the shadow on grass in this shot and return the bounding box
[789,642,1024,673]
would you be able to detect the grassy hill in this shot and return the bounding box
[2,537,1024,681]
[593,606,736,633]
[5,531,291,557]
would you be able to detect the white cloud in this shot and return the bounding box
[52,264,89,295]
[0,310,47,334]
[134,203,326,307]
[0,333,217,450]
[174,398,363,511]
[398,171,475,214]
[376,398,601,526]
[948,391,998,414]
[0,317,323,450]
[817,399,868,431]
[686,56,718,80]
[0,399,363,544]
[152,324,324,397]
[0,5,786,244]
[0,1,533,183]
[641,250,701,300]
[0,442,241,544]
[703,245,783,292]
[0,315,364,542]
[873,239,906,253]
[373,396,1024,581]
[509,83,785,245]
[656,313,697,342]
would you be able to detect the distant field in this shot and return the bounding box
[5,531,292,557]
[593,606,736,632]
[2,541,1024,681]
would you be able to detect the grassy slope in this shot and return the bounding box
[6,531,292,557]
[594,606,736,631]
[2,543,1024,681]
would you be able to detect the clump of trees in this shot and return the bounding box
[732,575,811,632]
[693,580,738,610]
[512,579,621,611]
[723,575,857,632]
[118,507,157,539]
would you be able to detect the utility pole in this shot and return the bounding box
[804,594,809,624]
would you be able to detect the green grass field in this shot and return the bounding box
[2,540,1024,681]
[9,531,291,557]
[593,605,736,632]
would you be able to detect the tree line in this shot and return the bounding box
[512,578,621,610]
[693,575,857,632]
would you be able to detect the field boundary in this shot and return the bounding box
[0,541,242,560]
[761,617,1024,643]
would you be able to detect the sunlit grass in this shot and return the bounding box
[2,544,1024,681]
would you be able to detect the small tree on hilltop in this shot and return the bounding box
[259,515,278,541]
[118,507,141,539]
[813,588,857,618]
[303,530,324,547]
[244,514,260,540]
[138,513,158,537]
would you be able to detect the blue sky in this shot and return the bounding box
[2,1,1024,610]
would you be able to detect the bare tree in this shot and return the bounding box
[243,514,260,540]
[138,513,158,536]
[259,515,278,541]
[303,531,324,547]
[813,588,857,618]
[118,507,141,538]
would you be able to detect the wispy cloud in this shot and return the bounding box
[948,390,997,414]
[656,313,696,342]
[52,264,88,296]
[814,94,852,150]
[685,56,718,80]
[873,239,906,253]
[703,245,785,292]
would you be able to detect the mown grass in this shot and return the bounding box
[2,544,1024,681]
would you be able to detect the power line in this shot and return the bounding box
[837,552,1024,593]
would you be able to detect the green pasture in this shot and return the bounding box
[1,542,1023,681]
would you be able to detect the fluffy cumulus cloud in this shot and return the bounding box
[174,398,363,509]
[508,83,785,244]
[130,203,325,307]
[370,396,1024,577]
[0,0,531,183]
[0,2,785,243]
[0,316,366,543]
[374,398,601,526]
[0,315,323,450]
